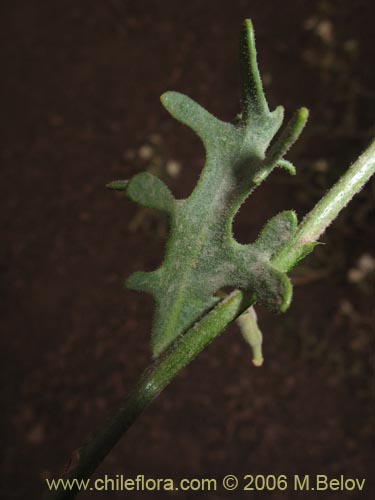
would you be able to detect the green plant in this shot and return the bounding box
[45,20,375,500]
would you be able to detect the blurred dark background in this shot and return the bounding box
[1,1,374,499]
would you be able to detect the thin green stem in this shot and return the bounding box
[273,138,375,272]
[44,139,375,500]
[43,291,253,500]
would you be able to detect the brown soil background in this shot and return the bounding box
[1,1,374,499]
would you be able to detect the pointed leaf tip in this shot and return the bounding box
[126,270,160,294]
[299,106,309,119]
[242,19,255,47]
[277,159,296,176]
[239,19,268,118]
[287,107,309,141]
[243,19,254,29]
[160,91,173,108]
[106,180,128,191]
[160,90,225,148]
[296,107,309,128]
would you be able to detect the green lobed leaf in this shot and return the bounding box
[111,20,309,357]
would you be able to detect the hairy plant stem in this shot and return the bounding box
[273,138,375,272]
[45,139,375,500]
[44,290,254,500]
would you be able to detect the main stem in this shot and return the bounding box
[44,290,253,500]
[45,139,375,500]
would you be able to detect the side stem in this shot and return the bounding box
[273,138,375,271]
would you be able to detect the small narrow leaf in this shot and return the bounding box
[254,107,308,183]
[239,19,268,118]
